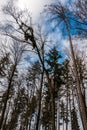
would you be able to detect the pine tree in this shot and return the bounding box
[45,47,64,130]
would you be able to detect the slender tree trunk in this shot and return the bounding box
[50,77,55,130]
[69,94,72,130]
[51,95,55,130]
[36,43,44,130]
[63,119,64,130]
[28,117,32,130]
[57,100,60,130]
[66,88,68,130]
[35,70,44,130]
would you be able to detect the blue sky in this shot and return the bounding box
[0,0,86,62]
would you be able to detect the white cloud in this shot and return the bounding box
[17,0,53,21]
[17,0,67,21]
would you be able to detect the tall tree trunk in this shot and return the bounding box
[36,42,44,130]
[57,100,60,130]
[63,119,64,130]
[69,94,72,130]
[50,77,55,130]
[66,88,68,130]
[64,18,87,130]
[35,70,44,130]
[28,116,32,130]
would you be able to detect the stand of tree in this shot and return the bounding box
[0,0,87,130]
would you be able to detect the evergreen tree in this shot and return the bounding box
[45,47,64,130]
[46,47,63,98]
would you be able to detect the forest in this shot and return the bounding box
[0,0,87,130]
